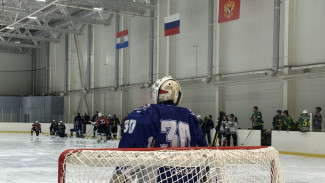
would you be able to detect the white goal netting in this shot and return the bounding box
[58,146,283,183]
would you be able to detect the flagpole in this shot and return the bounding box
[165,0,170,76]
[156,0,160,80]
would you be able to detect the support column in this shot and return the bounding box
[64,33,69,94]
[87,24,93,91]
[45,42,50,94]
[207,0,214,82]
[283,80,295,117]
[149,9,155,84]
[31,48,36,96]
[282,0,296,117]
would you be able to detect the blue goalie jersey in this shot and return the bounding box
[118,104,208,183]
[119,104,208,148]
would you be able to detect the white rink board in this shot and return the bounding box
[237,129,261,146]
[0,122,74,134]
[272,131,325,155]
[0,122,122,138]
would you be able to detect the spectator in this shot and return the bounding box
[297,110,310,132]
[272,110,282,130]
[202,115,214,146]
[225,114,238,146]
[251,106,263,130]
[282,110,294,131]
[218,114,227,147]
[313,107,322,132]
[110,114,120,139]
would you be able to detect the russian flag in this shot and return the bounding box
[116,29,129,50]
[164,13,180,36]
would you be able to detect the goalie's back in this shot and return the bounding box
[118,104,207,148]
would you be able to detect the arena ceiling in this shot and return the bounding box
[0,0,156,51]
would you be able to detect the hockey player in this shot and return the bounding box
[50,120,58,136]
[297,110,310,132]
[202,115,214,146]
[282,110,294,131]
[58,121,67,137]
[110,114,120,140]
[31,121,41,136]
[272,110,282,130]
[217,115,227,147]
[197,115,204,131]
[225,114,238,146]
[313,107,322,132]
[96,113,108,142]
[105,115,112,140]
[251,106,263,130]
[115,76,208,183]
[70,121,82,138]
[212,111,226,147]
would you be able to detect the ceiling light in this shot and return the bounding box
[93,7,103,11]
[36,0,46,2]
[6,27,15,30]
[28,16,37,19]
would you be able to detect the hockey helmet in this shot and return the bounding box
[107,115,112,118]
[60,121,63,124]
[197,115,201,119]
[302,110,308,114]
[150,75,182,106]
[36,121,39,124]
[98,113,102,117]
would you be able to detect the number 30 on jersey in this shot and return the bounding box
[161,120,191,147]
[123,120,136,134]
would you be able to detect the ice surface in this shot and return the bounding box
[0,133,118,183]
[0,133,324,183]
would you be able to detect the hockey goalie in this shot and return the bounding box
[113,76,208,183]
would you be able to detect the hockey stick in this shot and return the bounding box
[84,125,94,139]
[40,132,49,137]
[241,128,253,146]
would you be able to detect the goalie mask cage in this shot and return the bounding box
[58,146,283,183]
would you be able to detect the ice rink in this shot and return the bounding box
[0,133,324,183]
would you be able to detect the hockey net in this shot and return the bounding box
[58,146,283,183]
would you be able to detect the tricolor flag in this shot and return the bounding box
[164,13,180,36]
[116,29,129,50]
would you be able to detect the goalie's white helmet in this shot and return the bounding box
[98,113,102,117]
[150,75,182,106]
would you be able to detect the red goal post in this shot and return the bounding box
[58,146,283,183]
